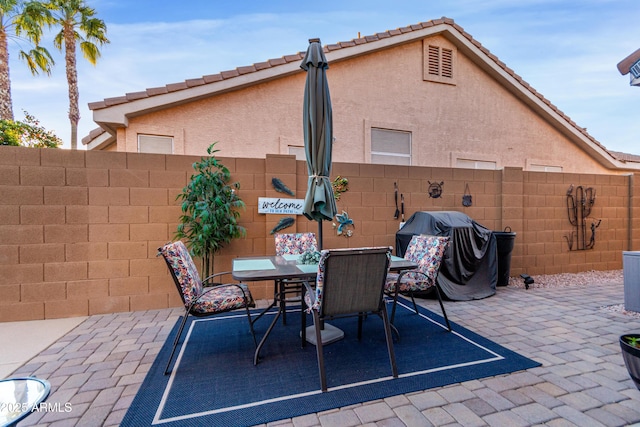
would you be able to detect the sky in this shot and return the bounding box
[8,0,640,154]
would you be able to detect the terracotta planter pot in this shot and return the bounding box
[620,334,640,390]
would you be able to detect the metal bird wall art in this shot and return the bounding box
[334,210,354,237]
[270,217,295,234]
[271,177,295,197]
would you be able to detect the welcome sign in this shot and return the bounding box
[258,198,304,215]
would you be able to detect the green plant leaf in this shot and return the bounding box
[173,142,246,277]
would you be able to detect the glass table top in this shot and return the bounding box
[0,377,50,427]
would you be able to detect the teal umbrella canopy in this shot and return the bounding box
[301,38,337,234]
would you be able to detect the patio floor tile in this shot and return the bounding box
[4,281,640,426]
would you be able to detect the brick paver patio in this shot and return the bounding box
[11,280,640,426]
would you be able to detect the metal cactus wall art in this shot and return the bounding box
[564,184,601,251]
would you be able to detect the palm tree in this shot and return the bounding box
[43,0,108,149]
[0,0,54,121]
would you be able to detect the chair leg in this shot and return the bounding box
[301,287,308,348]
[313,311,327,392]
[381,306,399,379]
[434,285,452,331]
[164,312,190,375]
[244,305,258,347]
[279,280,288,325]
[410,292,419,314]
[390,287,400,324]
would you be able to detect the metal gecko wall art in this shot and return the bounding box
[564,184,601,251]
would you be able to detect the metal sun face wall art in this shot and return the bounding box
[428,181,444,198]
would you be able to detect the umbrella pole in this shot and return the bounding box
[317,219,323,250]
[304,219,344,345]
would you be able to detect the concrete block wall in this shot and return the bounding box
[516,171,631,275]
[0,146,636,321]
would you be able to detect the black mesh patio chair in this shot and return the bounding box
[301,246,398,392]
[158,241,257,375]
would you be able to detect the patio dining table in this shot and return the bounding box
[232,253,417,365]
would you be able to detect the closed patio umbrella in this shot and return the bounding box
[301,39,342,345]
[301,38,337,250]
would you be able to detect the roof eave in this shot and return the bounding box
[90,22,453,131]
[92,61,302,132]
[617,48,640,75]
[84,129,116,151]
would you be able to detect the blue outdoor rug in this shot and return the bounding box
[122,298,540,426]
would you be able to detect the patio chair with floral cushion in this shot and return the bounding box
[273,232,318,325]
[158,241,257,375]
[385,235,451,331]
[301,246,398,392]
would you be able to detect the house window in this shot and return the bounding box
[456,158,497,170]
[138,135,173,154]
[529,164,563,172]
[371,128,411,165]
[288,145,306,160]
[424,41,456,85]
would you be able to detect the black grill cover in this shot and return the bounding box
[396,211,497,300]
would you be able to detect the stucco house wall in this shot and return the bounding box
[88,18,636,174]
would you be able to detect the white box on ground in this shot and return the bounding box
[624,251,640,312]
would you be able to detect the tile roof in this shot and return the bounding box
[617,48,640,75]
[86,16,623,160]
[80,126,109,147]
[85,18,471,112]
[610,150,640,163]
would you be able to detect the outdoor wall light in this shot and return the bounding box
[520,274,534,289]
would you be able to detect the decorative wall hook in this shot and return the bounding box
[462,183,472,207]
[428,181,444,198]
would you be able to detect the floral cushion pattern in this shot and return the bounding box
[190,283,253,315]
[159,241,251,314]
[159,241,203,307]
[274,232,318,255]
[385,235,449,293]
[306,247,391,312]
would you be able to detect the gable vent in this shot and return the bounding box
[441,48,453,78]
[428,45,440,76]
[424,42,456,85]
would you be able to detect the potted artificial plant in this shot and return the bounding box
[620,334,640,390]
[175,142,245,278]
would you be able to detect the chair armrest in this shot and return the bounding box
[397,269,430,283]
[197,271,251,303]
[202,271,234,287]
[191,280,253,308]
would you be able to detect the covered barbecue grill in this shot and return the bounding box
[396,211,497,300]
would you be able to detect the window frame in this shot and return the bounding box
[370,127,412,166]
[137,134,174,154]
